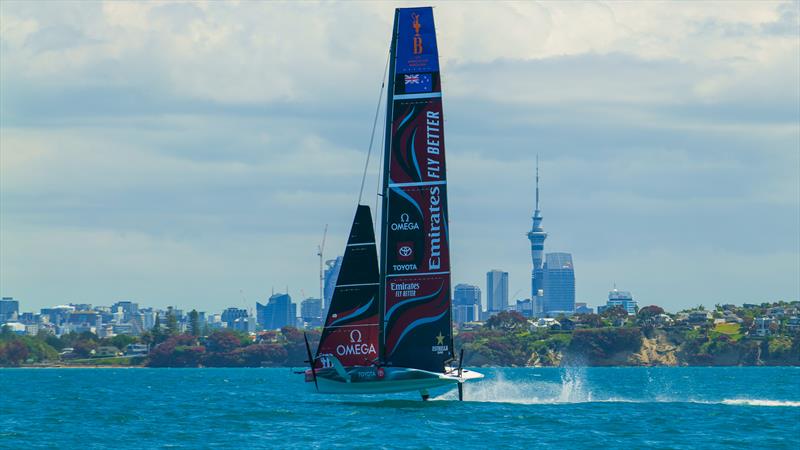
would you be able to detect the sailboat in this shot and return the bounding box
[302,6,483,401]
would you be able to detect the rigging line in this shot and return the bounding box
[374,86,388,233]
[358,50,391,205]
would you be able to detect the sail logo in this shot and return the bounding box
[411,13,423,55]
[391,213,420,231]
[335,329,376,357]
[391,281,419,298]
[431,331,449,354]
[397,241,415,261]
[319,353,333,368]
[428,186,443,270]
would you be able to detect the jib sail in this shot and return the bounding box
[315,205,380,369]
[379,7,453,373]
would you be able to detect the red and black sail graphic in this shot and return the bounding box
[379,7,453,373]
[315,205,379,369]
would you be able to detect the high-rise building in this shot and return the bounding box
[300,298,323,328]
[531,296,544,317]
[0,298,19,323]
[323,256,343,317]
[542,252,575,315]
[40,305,74,326]
[527,157,548,302]
[486,270,509,314]
[515,299,533,318]
[257,293,295,330]
[453,284,481,325]
[111,301,139,320]
[221,307,248,329]
[598,289,638,315]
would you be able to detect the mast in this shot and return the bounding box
[378,9,400,363]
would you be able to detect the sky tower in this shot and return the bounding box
[527,156,547,301]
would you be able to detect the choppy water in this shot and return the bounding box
[1,367,798,449]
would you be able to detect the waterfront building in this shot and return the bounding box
[125,343,150,356]
[453,284,481,325]
[755,316,777,337]
[257,293,296,330]
[486,270,509,314]
[221,307,248,329]
[300,297,323,328]
[527,157,548,302]
[598,289,638,315]
[687,310,712,324]
[542,253,575,315]
[323,256,343,316]
[0,298,19,323]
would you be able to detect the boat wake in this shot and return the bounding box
[432,368,799,407]
[719,399,800,407]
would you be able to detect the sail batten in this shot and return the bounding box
[379,7,453,373]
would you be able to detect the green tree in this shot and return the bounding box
[166,307,178,336]
[151,315,164,344]
[207,330,241,353]
[485,311,529,331]
[189,310,200,337]
[109,334,138,351]
[0,340,29,365]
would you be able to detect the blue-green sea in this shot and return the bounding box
[1,367,798,449]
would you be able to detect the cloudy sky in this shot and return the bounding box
[1,1,798,314]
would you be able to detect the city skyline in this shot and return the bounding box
[1,2,798,313]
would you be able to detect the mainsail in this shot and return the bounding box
[315,205,380,369]
[379,7,453,373]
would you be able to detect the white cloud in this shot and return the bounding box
[1,1,797,311]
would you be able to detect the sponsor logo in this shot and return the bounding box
[335,329,377,357]
[353,368,378,379]
[428,185,442,270]
[411,13,423,55]
[319,353,333,368]
[397,241,415,261]
[377,367,385,379]
[391,213,420,231]
[392,263,418,271]
[391,281,419,298]
[431,331,449,354]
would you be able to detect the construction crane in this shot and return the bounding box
[317,224,328,310]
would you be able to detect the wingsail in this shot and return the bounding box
[379,7,453,373]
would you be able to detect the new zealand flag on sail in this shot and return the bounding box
[403,73,432,93]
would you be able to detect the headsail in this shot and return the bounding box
[315,205,380,369]
[379,7,453,373]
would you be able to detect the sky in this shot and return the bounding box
[1,1,798,314]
